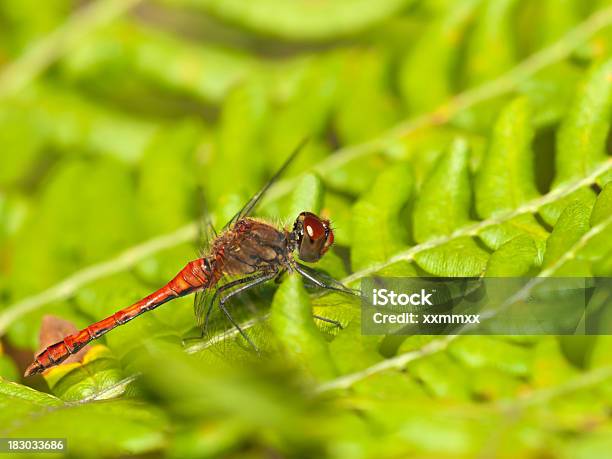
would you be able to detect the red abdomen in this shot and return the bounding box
[24,258,215,377]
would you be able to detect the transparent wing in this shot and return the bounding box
[198,222,217,258]
[193,289,214,331]
[193,185,217,324]
[189,139,308,355]
[195,185,217,257]
[194,139,308,322]
[222,138,308,231]
[188,275,277,360]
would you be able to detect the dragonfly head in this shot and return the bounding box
[292,212,334,263]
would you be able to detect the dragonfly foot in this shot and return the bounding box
[313,315,343,329]
[181,327,206,346]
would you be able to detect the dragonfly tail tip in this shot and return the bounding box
[24,361,43,377]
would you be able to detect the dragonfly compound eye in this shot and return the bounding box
[303,215,326,240]
[295,212,334,262]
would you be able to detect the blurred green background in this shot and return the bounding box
[1,0,612,458]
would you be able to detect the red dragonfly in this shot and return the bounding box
[25,141,353,377]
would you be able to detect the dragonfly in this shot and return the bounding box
[25,140,354,377]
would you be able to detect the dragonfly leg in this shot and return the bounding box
[274,270,286,285]
[185,273,275,345]
[202,273,270,336]
[216,272,276,352]
[293,262,359,296]
[313,314,343,328]
[218,303,260,353]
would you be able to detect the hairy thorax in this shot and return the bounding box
[211,218,291,277]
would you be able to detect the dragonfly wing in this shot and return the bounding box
[222,138,309,231]
[193,186,217,325]
[198,221,217,257]
[195,185,217,257]
[193,288,214,331]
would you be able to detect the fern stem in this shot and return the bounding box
[1,8,611,335]
[317,214,612,393]
[496,366,612,409]
[0,224,197,334]
[343,159,612,285]
[265,5,612,201]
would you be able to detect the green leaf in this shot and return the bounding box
[168,420,248,459]
[554,58,612,186]
[323,192,353,247]
[519,63,582,126]
[478,214,548,257]
[0,378,61,408]
[465,0,519,85]
[329,318,382,374]
[0,108,45,186]
[560,429,612,459]
[285,173,324,220]
[44,345,126,402]
[399,0,481,113]
[531,337,578,388]
[134,343,307,433]
[485,234,539,276]
[335,50,398,143]
[590,336,612,368]
[165,0,415,41]
[542,200,593,267]
[324,154,385,197]
[0,380,167,457]
[593,251,612,276]
[469,367,522,400]
[413,138,472,242]
[414,237,489,277]
[529,0,581,47]
[352,371,427,400]
[539,186,598,227]
[590,182,612,226]
[18,83,159,162]
[265,57,338,158]
[372,260,419,277]
[351,162,412,271]
[269,275,336,380]
[578,197,612,271]
[0,355,18,381]
[475,97,538,217]
[62,22,259,104]
[449,336,532,377]
[407,352,470,400]
[206,81,269,203]
[0,192,29,244]
[138,122,203,236]
[0,0,72,53]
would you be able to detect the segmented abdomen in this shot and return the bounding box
[24,258,214,377]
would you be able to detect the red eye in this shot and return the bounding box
[324,228,334,248]
[303,215,325,240]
